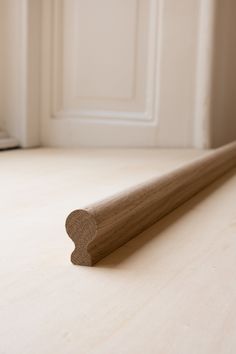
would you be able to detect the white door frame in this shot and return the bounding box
[0,0,41,148]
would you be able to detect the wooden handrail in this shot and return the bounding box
[66,141,236,266]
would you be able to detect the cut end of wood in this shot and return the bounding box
[65,209,97,266]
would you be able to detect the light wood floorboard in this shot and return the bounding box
[1,148,235,354]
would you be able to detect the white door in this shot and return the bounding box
[40,0,206,148]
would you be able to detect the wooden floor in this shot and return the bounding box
[1,147,236,354]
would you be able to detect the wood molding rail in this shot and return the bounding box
[66,141,236,266]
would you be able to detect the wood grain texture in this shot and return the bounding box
[66,141,236,266]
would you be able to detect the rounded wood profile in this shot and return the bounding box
[66,141,236,266]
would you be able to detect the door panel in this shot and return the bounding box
[41,0,201,147]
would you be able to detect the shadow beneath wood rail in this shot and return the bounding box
[96,168,236,268]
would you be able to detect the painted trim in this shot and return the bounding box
[50,0,161,125]
[194,0,217,149]
[1,0,41,148]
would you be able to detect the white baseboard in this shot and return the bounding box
[0,131,19,150]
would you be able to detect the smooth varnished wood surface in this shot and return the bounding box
[1,148,236,354]
[66,142,236,266]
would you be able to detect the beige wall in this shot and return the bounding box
[211,0,236,147]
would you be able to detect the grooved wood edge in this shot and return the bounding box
[65,141,236,266]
